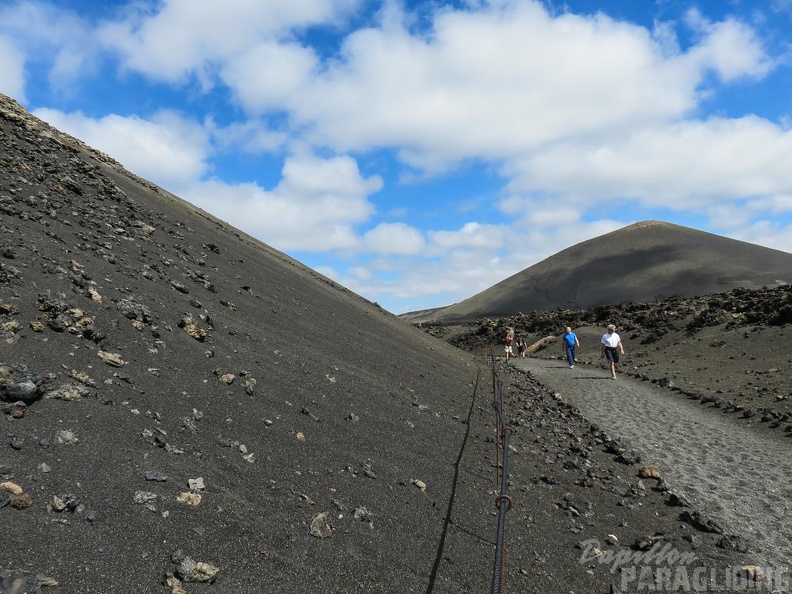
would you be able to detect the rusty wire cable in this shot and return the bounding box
[489,350,513,594]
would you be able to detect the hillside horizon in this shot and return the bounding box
[402,220,792,323]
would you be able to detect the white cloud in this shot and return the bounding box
[750,194,792,214]
[0,36,25,101]
[278,152,382,200]
[704,193,792,230]
[428,222,506,250]
[684,10,773,81]
[300,3,692,164]
[498,199,584,228]
[651,19,681,57]
[336,245,522,312]
[0,2,98,91]
[341,255,509,310]
[348,266,373,280]
[210,119,288,154]
[97,0,359,84]
[229,0,772,175]
[32,108,211,187]
[184,153,383,252]
[501,116,792,210]
[34,1,779,195]
[363,222,425,254]
[221,42,318,112]
[728,219,792,252]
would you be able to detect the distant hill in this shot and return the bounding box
[407,220,792,323]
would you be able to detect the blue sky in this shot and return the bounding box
[3,0,792,314]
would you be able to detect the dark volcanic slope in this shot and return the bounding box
[0,95,749,594]
[418,220,792,323]
[0,95,480,593]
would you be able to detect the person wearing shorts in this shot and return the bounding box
[600,324,625,379]
[504,330,514,361]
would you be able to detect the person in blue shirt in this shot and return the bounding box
[562,326,580,368]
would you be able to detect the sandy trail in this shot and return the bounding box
[512,357,792,569]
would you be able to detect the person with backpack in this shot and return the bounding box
[562,326,580,368]
[516,336,527,359]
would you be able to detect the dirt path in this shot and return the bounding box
[512,357,792,569]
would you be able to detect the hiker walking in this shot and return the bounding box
[600,324,625,379]
[516,336,527,359]
[504,329,515,361]
[562,326,580,368]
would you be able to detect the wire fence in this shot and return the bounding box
[489,350,513,594]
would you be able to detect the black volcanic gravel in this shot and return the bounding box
[0,94,756,593]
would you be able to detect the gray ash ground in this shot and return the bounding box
[0,93,771,593]
[513,357,792,572]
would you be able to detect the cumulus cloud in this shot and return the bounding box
[498,199,585,228]
[428,222,505,250]
[684,10,774,81]
[221,41,318,112]
[704,193,792,231]
[502,116,792,209]
[210,119,289,154]
[286,2,696,167]
[363,222,425,254]
[183,153,383,252]
[728,219,792,252]
[32,108,211,187]
[97,0,360,84]
[0,2,99,91]
[335,242,535,312]
[213,0,772,176]
[0,36,25,101]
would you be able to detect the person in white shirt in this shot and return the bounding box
[503,329,514,361]
[600,324,625,379]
